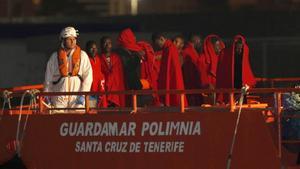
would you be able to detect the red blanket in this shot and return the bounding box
[88,54,107,107]
[216,35,256,103]
[182,43,204,105]
[154,50,162,75]
[203,34,225,87]
[118,28,160,105]
[158,40,188,106]
[99,53,125,107]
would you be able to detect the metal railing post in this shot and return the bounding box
[85,95,90,113]
[180,93,185,113]
[38,96,43,114]
[132,94,137,114]
[275,92,282,158]
[230,92,235,112]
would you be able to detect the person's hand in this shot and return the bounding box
[242,84,250,95]
[209,71,217,77]
[136,50,145,60]
[76,95,85,105]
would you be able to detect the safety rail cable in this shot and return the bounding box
[226,86,249,169]
[20,90,39,145]
[15,89,39,157]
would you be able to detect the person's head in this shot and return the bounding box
[188,34,202,52]
[235,38,243,55]
[152,32,167,49]
[85,40,97,58]
[59,27,79,50]
[100,36,112,54]
[211,37,222,55]
[173,35,185,51]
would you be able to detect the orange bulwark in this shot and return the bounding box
[1,79,300,169]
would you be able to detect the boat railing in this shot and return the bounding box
[0,87,285,114]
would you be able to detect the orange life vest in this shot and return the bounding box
[57,45,81,76]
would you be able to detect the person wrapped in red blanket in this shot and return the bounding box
[85,40,107,108]
[152,32,188,107]
[182,34,206,106]
[117,28,159,106]
[99,36,125,107]
[216,35,256,103]
[203,34,225,88]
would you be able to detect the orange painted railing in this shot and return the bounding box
[256,77,300,82]
[256,77,300,87]
[0,84,43,92]
[1,76,299,92]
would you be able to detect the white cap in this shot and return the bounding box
[59,26,79,39]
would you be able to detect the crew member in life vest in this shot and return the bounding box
[44,27,93,112]
[85,40,107,108]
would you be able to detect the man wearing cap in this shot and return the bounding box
[44,27,93,112]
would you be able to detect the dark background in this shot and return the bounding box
[0,0,300,88]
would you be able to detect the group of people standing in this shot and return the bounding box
[44,26,256,111]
